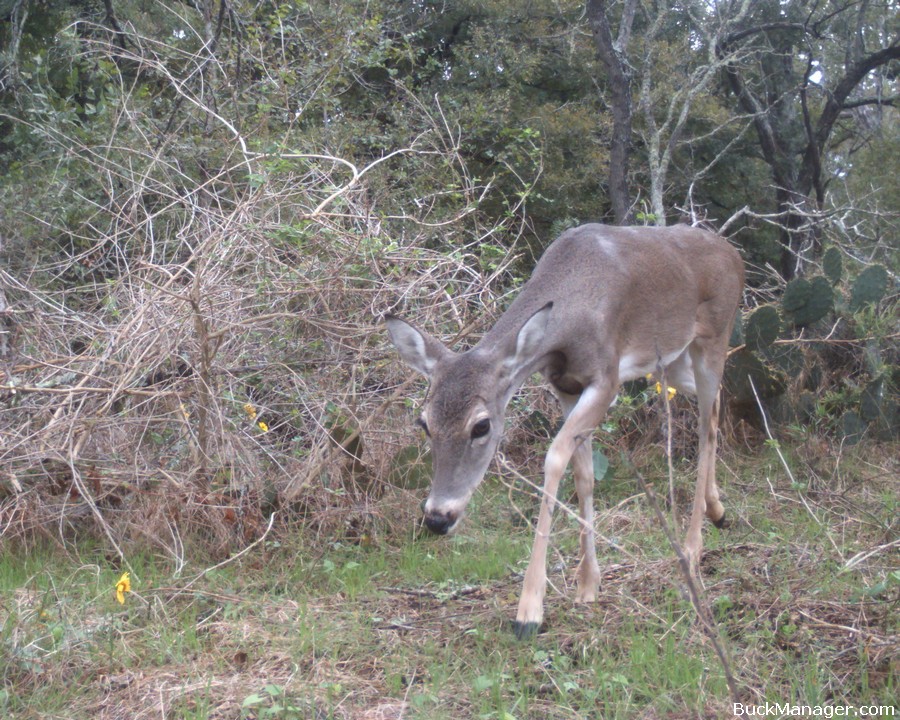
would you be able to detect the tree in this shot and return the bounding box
[716,0,899,278]
[635,1,754,225]
[586,0,637,224]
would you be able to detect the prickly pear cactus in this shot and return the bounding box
[841,410,867,445]
[744,305,780,351]
[724,348,786,405]
[860,377,886,423]
[822,247,842,285]
[724,250,896,441]
[782,276,834,327]
[850,264,889,311]
[729,309,744,347]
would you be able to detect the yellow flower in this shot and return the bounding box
[258,421,269,432]
[243,403,257,420]
[654,381,677,400]
[115,572,131,605]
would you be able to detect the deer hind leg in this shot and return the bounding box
[571,439,600,602]
[684,340,727,574]
[556,392,601,604]
[515,382,615,638]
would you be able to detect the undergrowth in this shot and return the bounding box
[1,441,896,719]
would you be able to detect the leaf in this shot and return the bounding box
[473,675,495,692]
[781,277,812,313]
[729,309,744,347]
[242,694,265,707]
[592,449,610,482]
[782,276,833,326]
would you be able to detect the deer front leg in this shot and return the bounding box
[514,384,613,639]
[514,433,568,639]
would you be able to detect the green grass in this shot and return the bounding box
[0,444,897,719]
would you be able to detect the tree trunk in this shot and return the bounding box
[586,0,636,225]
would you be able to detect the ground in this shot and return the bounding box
[1,442,897,719]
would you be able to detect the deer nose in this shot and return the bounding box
[423,510,455,535]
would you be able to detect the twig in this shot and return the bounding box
[0,383,182,397]
[842,538,900,572]
[170,512,276,600]
[638,351,741,702]
[658,363,679,526]
[379,585,481,600]
[283,374,421,501]
[626,456,742,704]
[748,376,843,560]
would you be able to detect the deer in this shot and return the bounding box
[385,223,744,638]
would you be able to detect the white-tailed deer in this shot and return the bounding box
[386,224,744,637]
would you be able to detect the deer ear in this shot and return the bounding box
[385,315,451,378]
[506,302,553,373]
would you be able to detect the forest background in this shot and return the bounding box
[0,1,897,719]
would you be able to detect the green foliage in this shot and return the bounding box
[724,348,786,406]
[744,306,780,351]
[840,410,867,445]
[729,310,744,347]
[859,378,886,423]
[241,684,317,719]
[822,247,843,285]
[388,445,432,489]
[849,265,889,311]
[781,276,833,327]
[7,469,898,719]
[0,0,896,568]
[728,253,897,441]
[859,375,899,440]
[592,449,610,483]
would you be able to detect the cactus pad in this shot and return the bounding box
[850,265,889,311]
[840,410,867,445]
[724,348,786,405]
[729,309,744,347]
[782,276,833,327]
[822,247,842,285]
[745,305,780,351]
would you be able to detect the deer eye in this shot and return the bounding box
[471,418,491,439]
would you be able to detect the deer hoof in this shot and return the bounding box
[512,620,542,641]
[712,511,728,529]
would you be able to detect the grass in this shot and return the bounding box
[0,442,897,719]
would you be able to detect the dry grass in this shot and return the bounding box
[2,437,895,719]
[0,73,537,560]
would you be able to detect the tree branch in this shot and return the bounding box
[101,0,129,51]
[720,21,807,47]
[815,41,900,150]
[841,95,898,109]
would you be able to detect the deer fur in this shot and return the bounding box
[386,223,744,637]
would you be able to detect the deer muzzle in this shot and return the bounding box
[423,508,458,535]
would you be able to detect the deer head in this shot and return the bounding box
[385,303,553,534]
